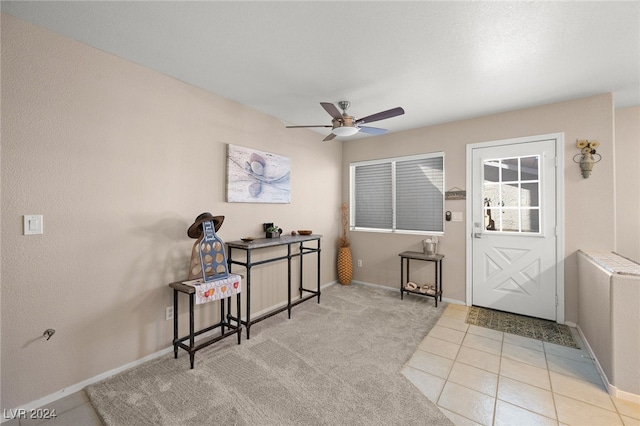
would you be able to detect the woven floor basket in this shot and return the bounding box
[337,247,353,285]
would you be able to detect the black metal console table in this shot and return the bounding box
[226,234,321,339]
[399,251,444,306]
[168,279,242,369]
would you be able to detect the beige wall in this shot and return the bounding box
[577,252,613,382]
[611,273,640,396]
[578,251,640,397]
[615,106,640,262]
[343,93,617,324]
[0,30,3,409]
[1,14,342,409]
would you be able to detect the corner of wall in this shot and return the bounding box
[614,106,640,262]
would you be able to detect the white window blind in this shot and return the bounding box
[350,152,444,234]
[354,162,393,229]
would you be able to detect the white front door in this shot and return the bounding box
[470,137,559,320]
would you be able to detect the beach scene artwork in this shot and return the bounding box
[226,144,291,203]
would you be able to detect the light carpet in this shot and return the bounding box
[86,283,452,425]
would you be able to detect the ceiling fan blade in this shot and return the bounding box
[355,107,405,125]
[358,126,388,135]
[286,125,332,128]
[320,102,343,121]
[323,133,337,142]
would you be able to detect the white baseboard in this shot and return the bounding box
[350,279,389,290]
[576,325,640,404]
[4,281,338,420]
[350,280,465,306]
[612,387,640,405]
[441,297,466,306]
[4,345,174,422]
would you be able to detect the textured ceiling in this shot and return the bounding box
[3,1,639,139]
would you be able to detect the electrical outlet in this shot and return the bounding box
[357,259,362,267]
[165,306,174,321]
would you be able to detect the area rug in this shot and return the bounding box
[466,306,579,348]
[86,283,453,425]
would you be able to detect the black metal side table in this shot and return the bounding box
[226,234,321,339]
[399,251,444,306]
[169,280,242,369]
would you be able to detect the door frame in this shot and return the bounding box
[465,133,565,323]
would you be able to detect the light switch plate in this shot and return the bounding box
[452,212,463,222]
[23,215,43,235]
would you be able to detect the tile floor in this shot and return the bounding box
[402,303,640,426]
[5,303,640,425]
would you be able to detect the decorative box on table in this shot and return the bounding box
[182,274,242,305]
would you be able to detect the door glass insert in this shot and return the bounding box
[521,183,539,207]
[502,158,519,181]
[483,155,540,233]
[484,161,500,182]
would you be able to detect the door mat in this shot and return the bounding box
[466,306,579,349]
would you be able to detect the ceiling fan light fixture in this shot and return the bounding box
[286,101,404,141]
[332,126,359,137]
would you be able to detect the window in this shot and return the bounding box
[483,155,540,233]
[350,152,444,234]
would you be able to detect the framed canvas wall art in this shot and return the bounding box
[226,144,291,203]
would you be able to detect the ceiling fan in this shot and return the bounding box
[286,101,405,141]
